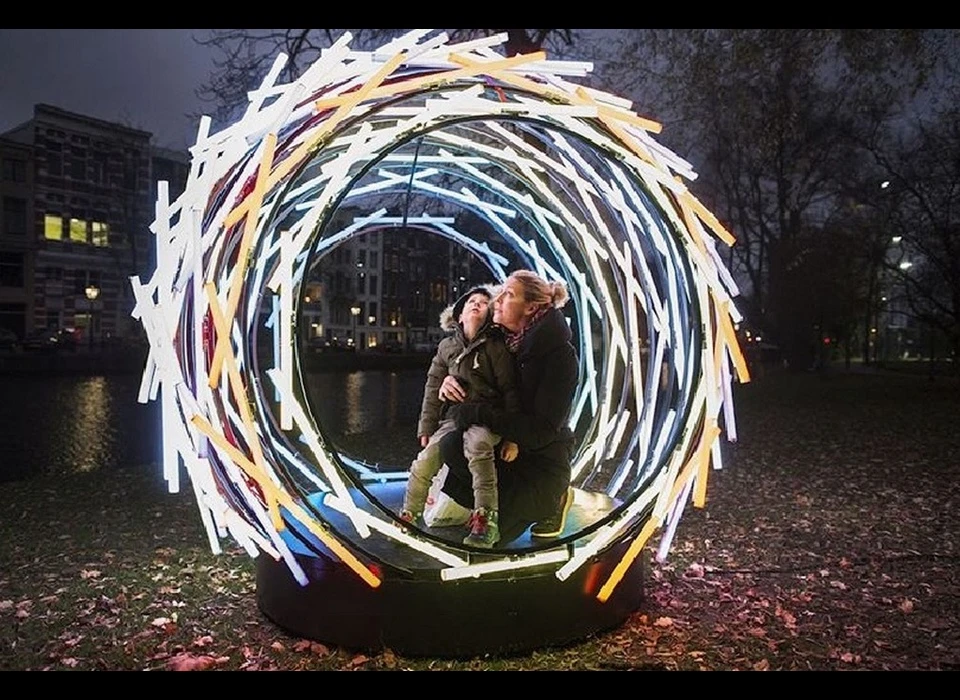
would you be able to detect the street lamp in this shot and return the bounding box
[350,304,361,350]
[84,284,100,349]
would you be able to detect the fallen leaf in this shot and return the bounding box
[778,609,797,628]
[829,580,847,590]
[653,616,673,628]
[350,654,370,667]
[167,653,219,671]
[310,642,329,656]
[899,599,914,613]
[192,635,214,648]
[61,657,79,668]
[753,658,770,671]
[382,648,397,669]
[271,641,284,651]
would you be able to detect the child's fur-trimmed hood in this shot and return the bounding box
[439,283,500,331]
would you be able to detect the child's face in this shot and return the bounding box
[459,293,490,324]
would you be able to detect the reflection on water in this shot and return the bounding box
[0,369,429,483]
[303,369,426,468]
[0,374,161,482]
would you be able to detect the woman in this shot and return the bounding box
[436,269,578,546]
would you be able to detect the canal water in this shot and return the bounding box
[0,369,428,483]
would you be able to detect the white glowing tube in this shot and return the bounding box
[279,228,293,431]
[136,29,749,588]
[265,369,371,538]
[655,474,694,563]
[556,477,663,581]
[652,380,704,522]
[441,549,569,582]
[606,458,635,500]
[720,348,739,443]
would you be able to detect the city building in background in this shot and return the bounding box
[300,209,497,353]
[0,105,189,347]
[2,103,505,353]
[0,134,35,340]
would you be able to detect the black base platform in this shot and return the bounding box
[257,535,645,658]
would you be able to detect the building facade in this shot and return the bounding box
[0,135,36,340]
[3,103,506,353]
[301,220,497,353]
[0,105,190,345]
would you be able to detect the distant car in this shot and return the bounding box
[23,327,78,353]
[307,337,354,353]
[0,328,19,350]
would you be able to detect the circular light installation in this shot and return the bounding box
[133,30,750,618]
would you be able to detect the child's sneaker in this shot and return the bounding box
[399,509,425,528]
[463,507,499,548]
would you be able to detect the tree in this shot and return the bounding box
[862,105,960,369]
[193,29,577,128]
[589,29,943,369]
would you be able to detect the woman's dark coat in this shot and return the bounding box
[440,306,578,543]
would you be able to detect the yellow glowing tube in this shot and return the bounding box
[204,282,280,531]
[676,191,710,260]
[210,132,277,387]
[138,29,750,590]
[572,86,663,134]
[597,518,658,603]
[265,51,409,190]
[717,298,751,384]
[191,415,380,588]
[692,420,722,508]
[677,188,736,247]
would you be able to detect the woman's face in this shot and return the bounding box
[493,278,536,332]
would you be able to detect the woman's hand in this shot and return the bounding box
[500,440,519,463]
[419,435,430,448]
[438,374,466,403]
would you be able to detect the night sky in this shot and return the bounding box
[0,29,218,151]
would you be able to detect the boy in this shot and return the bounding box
[400,284,520,547]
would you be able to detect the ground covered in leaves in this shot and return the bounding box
[1,369,957,670]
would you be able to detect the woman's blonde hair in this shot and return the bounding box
[507,270,569,309]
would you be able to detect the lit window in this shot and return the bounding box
[91,221,109,247]
[70,217,88,243]
[44,214,64,240]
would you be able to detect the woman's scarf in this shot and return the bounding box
[504,304,550,353]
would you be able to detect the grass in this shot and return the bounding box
[1,369,958,670]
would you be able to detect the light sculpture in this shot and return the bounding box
[132,29,750,655]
